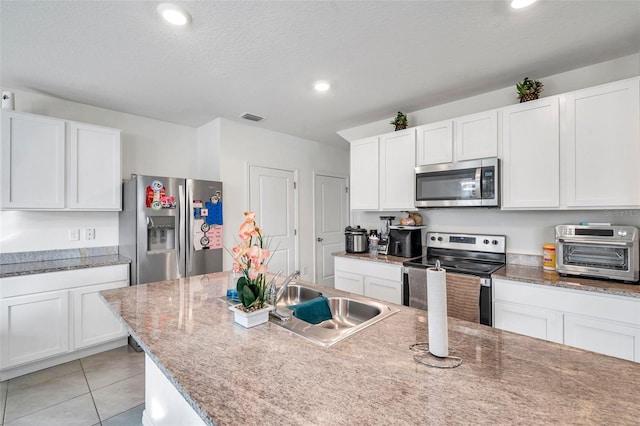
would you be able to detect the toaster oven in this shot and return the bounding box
[555,225,639,283]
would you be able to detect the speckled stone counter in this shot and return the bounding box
[101,272,640,425]
[333,250,421,265]
[0,254,131,278]
[493,264,640,298]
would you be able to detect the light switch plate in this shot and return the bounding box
[69,228,80,241]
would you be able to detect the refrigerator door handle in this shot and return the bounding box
[178,184,186,277]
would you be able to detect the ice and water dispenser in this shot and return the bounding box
[146,216,176,251]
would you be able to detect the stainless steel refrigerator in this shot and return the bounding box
[119,174,223,286]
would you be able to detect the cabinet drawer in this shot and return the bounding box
[1,264,129,298]
[334,257,401,282]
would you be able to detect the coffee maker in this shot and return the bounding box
[378,216,395,255]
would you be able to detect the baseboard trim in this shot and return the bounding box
[0,338,127,381]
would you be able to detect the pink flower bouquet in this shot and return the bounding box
[229,211,273,310]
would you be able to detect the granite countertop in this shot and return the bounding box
[333,250,422,265]
[493,264,640,298]
[101,271,640,425]
[0,254,131,278]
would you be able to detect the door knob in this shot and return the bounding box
[317,237,324,242]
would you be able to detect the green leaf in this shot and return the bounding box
[241,284,256,307]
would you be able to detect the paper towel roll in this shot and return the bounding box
[427,266,448,357]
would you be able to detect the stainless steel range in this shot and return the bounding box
[403,232,506,326]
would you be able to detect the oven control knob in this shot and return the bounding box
[483,239,490,244]
[618,230,628,237]
[492,240,499,245]
[437,237,443,241]
[430,236,436,241]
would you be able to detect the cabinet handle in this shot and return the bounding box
[317,237,324,242]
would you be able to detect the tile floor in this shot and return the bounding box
[0,345,145,425]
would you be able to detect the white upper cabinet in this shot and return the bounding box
[1,111,122,211]
[416,120,453,165]
[454,110,498,162]
[379,128,416,210]
[68,122,121,210]
[350,136,380,210]
[416,110,498,166]
[1,111,66,209]
[563,78,640,208]
[501,97,560,209]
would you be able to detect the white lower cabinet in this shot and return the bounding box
[0,264,129,379]
[564,314,640,362]
[494,278,640,362]
[0,290,70,368]
[72,281,128,350]
[493,300,563,344]
[334,257,402,305]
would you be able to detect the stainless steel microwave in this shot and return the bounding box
[414,158,499,208]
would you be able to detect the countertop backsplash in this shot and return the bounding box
[0,246,119,265]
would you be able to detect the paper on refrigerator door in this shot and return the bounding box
[427,267,448,357]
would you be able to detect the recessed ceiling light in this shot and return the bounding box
[314,81,331,93]
[157,3,191,26]
[511,0,538,9]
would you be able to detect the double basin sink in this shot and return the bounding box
[270,283,400,347]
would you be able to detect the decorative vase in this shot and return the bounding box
[519,93,539,103]
[394,124,407,131]
[229,303,272,328]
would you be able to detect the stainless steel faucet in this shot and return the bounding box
[275,270,301,305]
[269,270,301,321]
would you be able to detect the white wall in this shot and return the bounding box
[338,54,640,141]
[343,54,640,257]
[0,88,198,254]
[219,118,349,281]
[195,118,221,181]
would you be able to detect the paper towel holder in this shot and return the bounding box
[410,343,462,369]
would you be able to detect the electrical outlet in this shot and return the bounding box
[303,266,308,275]
[86,228,96,240]
[69,228,80,241]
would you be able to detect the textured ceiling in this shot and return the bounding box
[1,1,639,148]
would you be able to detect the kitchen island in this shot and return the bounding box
[100,271,640,425]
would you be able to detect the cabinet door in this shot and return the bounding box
[334,270,364,295]
[494,300,563,343]
[68,122,122,210]
[0,290,70,368]
[72,281,128,350]
[455,110,498,162]
[1,111,66,209]
[364,276,401,305]
[350,137,379,210]
[564,314,640,362]
[379,129,416,210]
[416,120,453,165]
[564,78,640,208]
[501,97,560,209]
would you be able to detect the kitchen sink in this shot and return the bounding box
[270,283,399,347]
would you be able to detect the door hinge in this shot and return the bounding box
[345,187,349,193]
[293,182,297,190]
[294,229,297,236]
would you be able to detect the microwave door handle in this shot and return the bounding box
[474,167,482,199]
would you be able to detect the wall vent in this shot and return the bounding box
[240,112,264,122]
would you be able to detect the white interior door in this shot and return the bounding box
[249,165,297,277]
[314,174,347,287]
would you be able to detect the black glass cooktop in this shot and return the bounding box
[404,256,505,277]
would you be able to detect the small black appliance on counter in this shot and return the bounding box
[388,226,422,258]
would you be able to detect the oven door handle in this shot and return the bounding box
[558,239,635,248]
